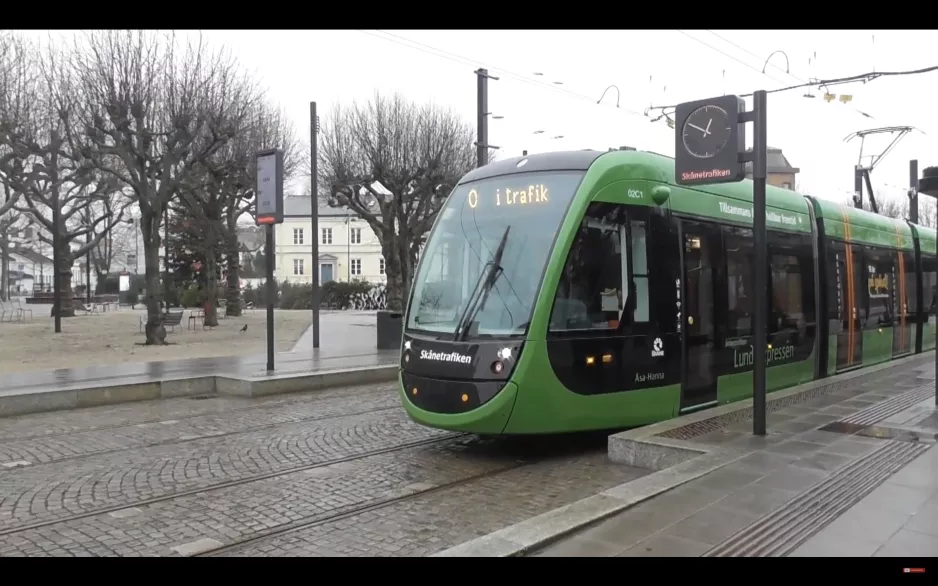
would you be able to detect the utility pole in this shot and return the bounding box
[475,68,500,168]
[751,90,768,436]
[310,101,321,349]
[909,159,919,224]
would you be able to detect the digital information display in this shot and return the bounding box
[255,149,284,225]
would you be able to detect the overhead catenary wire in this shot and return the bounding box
[647,62,938,114]
[362,30,647,117]
[703,30,878,121]
[357,28,655,141]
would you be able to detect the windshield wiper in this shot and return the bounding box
[452,226,511,341]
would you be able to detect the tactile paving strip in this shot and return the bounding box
[703,440,929,557]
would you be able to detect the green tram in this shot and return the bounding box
[398,149,938,435]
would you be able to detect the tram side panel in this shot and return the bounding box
[685,220,818,407]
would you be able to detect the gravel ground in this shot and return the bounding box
[0,307,311,373]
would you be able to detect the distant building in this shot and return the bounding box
[5,247,54,294]
[745,146,800,190]
[273,195,386,286]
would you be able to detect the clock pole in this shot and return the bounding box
[673,91,768,436]
[750,90,768,436]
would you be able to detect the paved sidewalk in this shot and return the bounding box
[789,439,938,557]
[1,311,399,393]
[530,360,938,558]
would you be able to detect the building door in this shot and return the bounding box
[321,263,334,284]
[680,220,720,412]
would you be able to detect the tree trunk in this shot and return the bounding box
[383,234,406,312]
[204,246,220,327]
[54,250,76,318]
[140,212,167,345]
[224,233,242,317]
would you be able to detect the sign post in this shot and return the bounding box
[917,166,938,405]
[256,149,285,372]
[674,91,768,435]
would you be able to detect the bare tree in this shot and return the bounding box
[85,190,135,286]
[317,91,477,311]
[73,31,258,344]
[853,190,937,228]
[0,39,128,318]
[178,100,298,322]
[0,32,35,301]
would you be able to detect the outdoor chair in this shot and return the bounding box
[0,300,20,322]
[15,299,32,320]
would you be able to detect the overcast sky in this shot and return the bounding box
[30,30,938,206]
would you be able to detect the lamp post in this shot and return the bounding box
[917,165,938,406]
[85,222,91,305]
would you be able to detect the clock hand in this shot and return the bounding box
[687,122,707,134]
[704,118,713,137]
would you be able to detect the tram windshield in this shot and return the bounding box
[406,170,585,338]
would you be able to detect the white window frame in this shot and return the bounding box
[321,228,332,245]
[350,258,362,276]
[293,258,305,275]
[293,228,304,245]
[379,257,385,275]
[350,227,362,245]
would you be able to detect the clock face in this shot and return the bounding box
[681,105,733,159]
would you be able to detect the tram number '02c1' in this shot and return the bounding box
[467,184,549,209]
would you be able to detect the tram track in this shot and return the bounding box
[0,432,467,538]
[198,458,533,557]
[0,402,403,471]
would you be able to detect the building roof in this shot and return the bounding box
[283,195,381,219]
[744,146,800,175]
[9,247,52,264]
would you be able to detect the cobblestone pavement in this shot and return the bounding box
[214,451,648,557]
[0,382,391,442]
[0,386,404,464]
[0,381,644,556]
[0,402,450,533]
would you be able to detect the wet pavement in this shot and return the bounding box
[0,311,400,392]
[530,357,938,558]
[0,380,646,557]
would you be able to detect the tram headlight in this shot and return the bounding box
[491,361,504,374]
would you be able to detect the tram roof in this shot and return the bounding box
[465,149,934,252]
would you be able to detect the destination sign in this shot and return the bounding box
[467,183,550,210]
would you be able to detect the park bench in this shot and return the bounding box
[138,310,184,333]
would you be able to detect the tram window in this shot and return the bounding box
[922,254,938,317]
[550,210,625,332]
[723,226,754,338]
[862,247,895,329]
[631,221,649,322]
[767,232,815,335]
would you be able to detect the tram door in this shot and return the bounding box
[680,221,720,412]
[832,242,864,371]
[892,251,913,357]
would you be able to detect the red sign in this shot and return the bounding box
[257,216,275,225]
